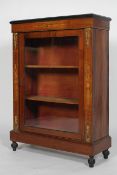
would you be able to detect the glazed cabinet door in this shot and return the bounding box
[18,30,84,141]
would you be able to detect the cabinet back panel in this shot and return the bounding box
[25,70,79,99]
[25,36,79,66]
[25,101,79,133]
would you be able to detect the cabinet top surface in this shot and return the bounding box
[10,13,111,24]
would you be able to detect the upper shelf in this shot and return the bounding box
[25,65,78,69]
[26,96,79,105]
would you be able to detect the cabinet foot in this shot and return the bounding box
[88,156,95,168]
[102,149,110,159]
[11,141,18,151]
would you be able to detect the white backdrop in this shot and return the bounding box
[0,0,117,174]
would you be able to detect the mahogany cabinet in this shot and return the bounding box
[10,14,111,167]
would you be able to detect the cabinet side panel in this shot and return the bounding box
[93,29,109,141]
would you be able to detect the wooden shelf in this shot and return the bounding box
[25,65,78,69]
[25,117,79,132]
[26,96,79,105]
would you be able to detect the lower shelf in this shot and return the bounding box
[25,100,79,133]
[25,116,79,133]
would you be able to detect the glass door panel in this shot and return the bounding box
[20,30,82,136]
